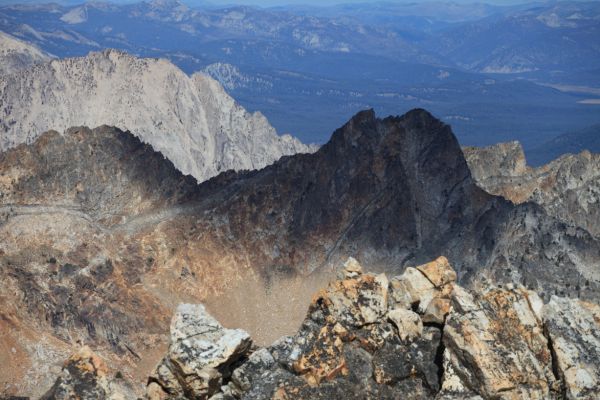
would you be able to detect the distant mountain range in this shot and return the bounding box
[0,0,598,147]
[431,7,600,95]
[527,123,600,166]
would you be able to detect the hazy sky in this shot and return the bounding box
[1,0,597,6]
[197,0,596,5]
[197,0,558,5]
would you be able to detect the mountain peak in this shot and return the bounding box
[328,108,456,162]
[397,107,440,125]
[349,108,377,123]
[0,50,313,182]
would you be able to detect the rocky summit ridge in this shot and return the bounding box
[1,109,600,397]
[40,257,600,400]
[464,141,600,239]
[0,49,313,182]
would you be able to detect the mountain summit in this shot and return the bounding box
[0,49,313,182]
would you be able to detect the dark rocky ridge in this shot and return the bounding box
[0,126,201,221]
[1,109,599,397]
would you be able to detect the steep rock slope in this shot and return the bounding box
[0,49,313,181]
[1,110,599,397]
[0,31,52,75]
[464,141,600,238]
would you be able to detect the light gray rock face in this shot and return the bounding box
[0,49,314,182]
[463,141,528,182]
[0,31,52,75]
[148,304,252,399]
[389,257,455,325]
[387,308,423,342]
[543,297,600,400]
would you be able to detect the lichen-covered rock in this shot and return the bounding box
[316,270,389,328]
[441,285,560,399]
[416,256,457,288]
[372,326,441,391]
[147,304,252,400]
[341,257,363,279]
[543,297,600,400]
[390,257,456,324]
[390,267,435,310]
[218,258,442,399]
[40,346,125,400]
[387,308,423,342]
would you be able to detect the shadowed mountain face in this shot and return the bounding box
[201,109,487,275]
[1,109,599,397]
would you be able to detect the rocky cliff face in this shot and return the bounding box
[463,141,528,187]
[1,110,599,397]
[0,49,313,181]
[0,31,52,75]
[43,258,600,399]
[464,142,600,238]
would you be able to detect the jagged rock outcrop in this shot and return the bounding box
[543,297,600,399]
[0,31,52,75]
[442,286,558,399]
[139,258,599,399]
[147,304,252,399]
[40,346,132,400]
[2,110,600,397]
[463,141,528,187]
[149,258,450,399]
[464,141,600,238]
[0,49,313,181]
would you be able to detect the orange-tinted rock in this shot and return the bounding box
[416,256,457,288]
[40,346,128,400]
[441,286,559,399]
